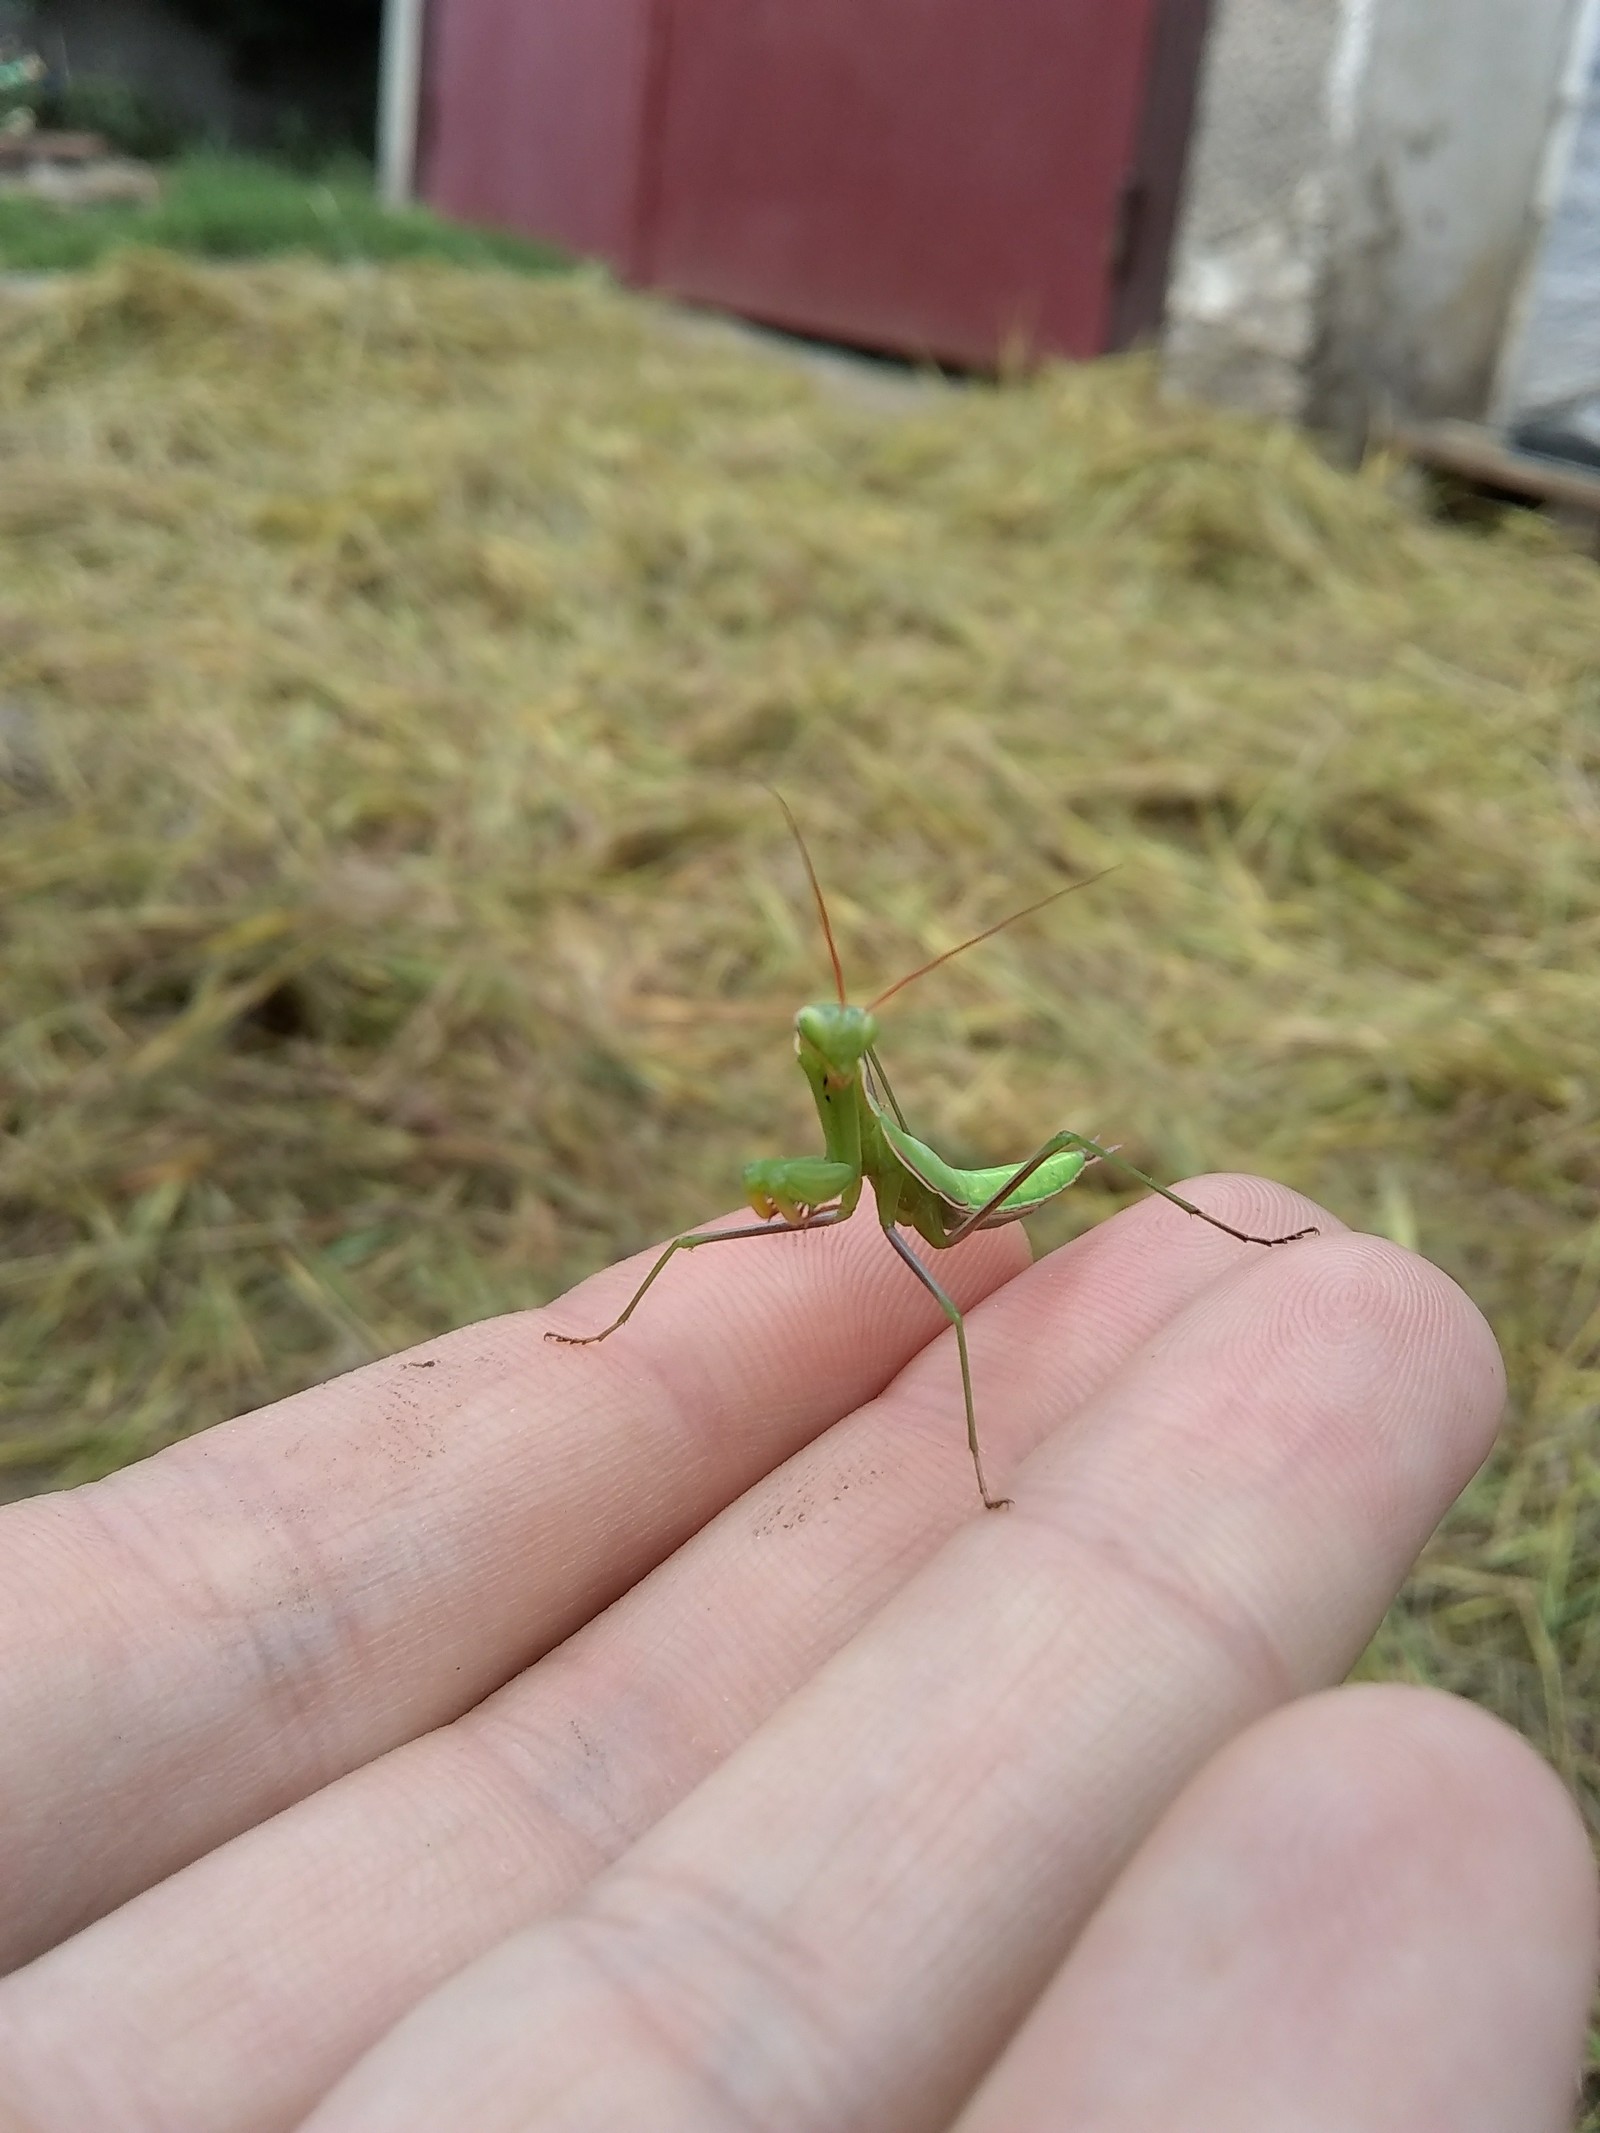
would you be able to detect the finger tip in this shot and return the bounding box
[1268,1229,1507,1465]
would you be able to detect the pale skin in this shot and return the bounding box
[0,1180,1594,2133]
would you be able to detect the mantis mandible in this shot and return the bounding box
[548,799,1316,1509]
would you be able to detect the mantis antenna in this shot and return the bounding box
[770,789,848,1007]
[770,788,1111,1012]
[868,867,1116,1012]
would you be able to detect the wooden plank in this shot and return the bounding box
[1385,417,1600,517]
[0,131,108,169]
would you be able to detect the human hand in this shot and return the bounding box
[0,1181,1592,2132]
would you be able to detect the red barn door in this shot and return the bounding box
[420,0,1211,366]
[639,0,1194,365]
[422,0,658,265]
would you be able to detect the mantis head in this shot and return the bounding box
[795,1002,879,1083]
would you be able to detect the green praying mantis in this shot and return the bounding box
[548,799,1315,1509]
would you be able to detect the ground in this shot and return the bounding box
[1,248,1597,2103]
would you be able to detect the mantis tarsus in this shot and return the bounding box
[548,800,1316,1510]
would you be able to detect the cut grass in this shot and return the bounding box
[0,152,566,274]
[1,253,1597,2102]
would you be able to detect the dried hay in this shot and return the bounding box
[2,254,1598,1875]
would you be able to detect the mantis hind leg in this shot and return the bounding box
[880,1224,1009,1512]
[545,1207,849,1347]
[945,1133,1318,1250]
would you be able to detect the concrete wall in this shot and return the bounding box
[1167,0,1585,440]
[1316,0,1579,435]
[1163,0,1352,421]
[1498,0,1600,417]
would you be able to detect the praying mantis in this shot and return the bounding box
[548,799,1315,1509]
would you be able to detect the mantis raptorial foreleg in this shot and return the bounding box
[879,1224,1007,1510]
[943,1131,1317,1249]
[546,1206,850,1347]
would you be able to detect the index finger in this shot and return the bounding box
[0,1202,1027,1967]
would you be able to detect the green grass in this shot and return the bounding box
[0,152,567,274]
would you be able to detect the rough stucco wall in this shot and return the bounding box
[1162,0,1349,419]
[1501,6,1600,416]
[1168,0,1582,439]
[1314,0,1579,433]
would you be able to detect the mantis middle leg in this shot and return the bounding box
[879,1223,1009,1512]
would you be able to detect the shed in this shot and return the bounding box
[384,0,1600,483]
[383,0,1214,370]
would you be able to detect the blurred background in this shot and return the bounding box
[9,0,381,158]
[1,2,1598,2100]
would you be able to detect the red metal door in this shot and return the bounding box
[421,0,658,266]
[638,0,1170,366]
[419,0,1210,367]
